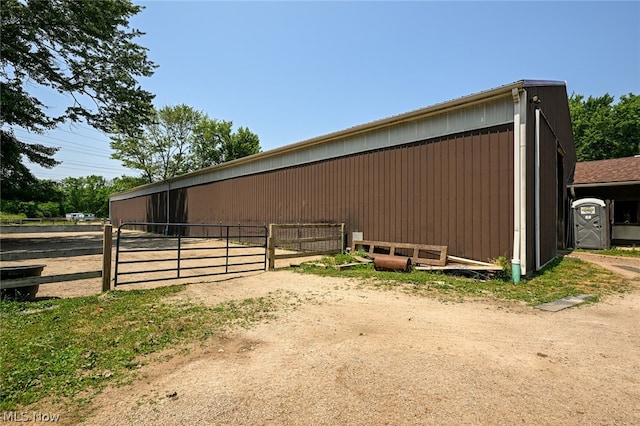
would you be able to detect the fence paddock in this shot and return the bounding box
[114,222,268,286]
[0,225,113,299]
[102,224,113,291]
[267,223,345,269]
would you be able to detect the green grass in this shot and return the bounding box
[1,253,631,418]
[297,254,629,305]
[0,286,289,415]
[576,246,640,257]
[0,212,27,220]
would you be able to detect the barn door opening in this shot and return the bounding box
[557,149,565,249]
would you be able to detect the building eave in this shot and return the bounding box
[569,180,640,189]
[110,79,567,201]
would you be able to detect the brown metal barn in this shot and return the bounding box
[110,80,576,277]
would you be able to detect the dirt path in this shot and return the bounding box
[4,231,639,425]
[78,269,639,425]
[566,251,640,281]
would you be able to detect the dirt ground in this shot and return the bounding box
[2,231,640,425]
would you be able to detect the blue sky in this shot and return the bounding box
[24,1,640,181]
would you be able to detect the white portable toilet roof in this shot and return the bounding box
[571,198,605,208]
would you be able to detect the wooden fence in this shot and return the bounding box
[0,217,107,225]
[0,225,113,294]
[267,223,345,269]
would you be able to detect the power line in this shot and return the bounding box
[59,160,126,172]
[13,132,113,156]
[54,126,112,144]
[14,128,110,148]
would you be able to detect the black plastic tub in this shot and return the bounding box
[0,264,46,301]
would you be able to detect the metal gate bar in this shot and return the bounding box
[114,222,268,286]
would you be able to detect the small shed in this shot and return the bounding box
[110,80,577,279]
[569,156,640,245]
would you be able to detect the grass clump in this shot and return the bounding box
[297,255,629,305]
[576,246,640,258]
[0,285,283,413]
[318,252,365,266]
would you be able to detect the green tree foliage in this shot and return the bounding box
[220,126,262,164]
[0,0,156,197]
[0,179,64,217]
[110,175,148,194]
[59,176,111,217]
[111,105,203,182]
[569,93,640,161]
[0,175,147,218]
[58,174,146,218]
[191,118,234,170]
[111,105,262,183]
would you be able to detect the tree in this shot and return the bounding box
[110,175,148,194]
[111,105,262,183]
[219,126,261,164]
[569,93,640,161]
[60,175,112,217]
[0,178,65,217]
[111,104,203,183]
[191,117,233,169]
[57,174,146,218]
[1,0,156,197]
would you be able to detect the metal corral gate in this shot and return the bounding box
[114,222,268,286]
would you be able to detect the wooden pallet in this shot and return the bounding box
[352,240,448,266]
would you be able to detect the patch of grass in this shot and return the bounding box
[297,255,629,305]
[0,212,27,220]
[319,252,360,266]
[576,246,640,257]
[0,286,286,414]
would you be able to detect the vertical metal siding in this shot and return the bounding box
[523,85,577,268]
[455,137,466,255]
[539,118,557,265]
[110,195,149,224]
[112,125,515,263]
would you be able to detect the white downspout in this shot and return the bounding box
[511,88,522,282]
[519,92,528,277]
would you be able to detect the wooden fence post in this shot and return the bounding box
[341,223,345,254]
[102,224,113,292]
[267,224,275,270]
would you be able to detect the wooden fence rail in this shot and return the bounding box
[0,217,106,225]
[0,225,113,294]
[267,223,345,269]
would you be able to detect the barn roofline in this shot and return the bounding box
[110,79,566,202]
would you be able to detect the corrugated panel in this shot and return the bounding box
[123,125,513,263]
[523,84,576,268]
[110,95,515,202]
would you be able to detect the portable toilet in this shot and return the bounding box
[572,198,609,250]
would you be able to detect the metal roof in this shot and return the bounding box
[111,79,567,201]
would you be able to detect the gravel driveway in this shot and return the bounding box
[4,231,638,425]
[83,269,640,426]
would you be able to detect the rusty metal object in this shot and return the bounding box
[373,255,412,272]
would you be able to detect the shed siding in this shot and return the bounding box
[115,125,513,263]
[523,85,576,267]
[110,81,577,274]
[110,128,518,265]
